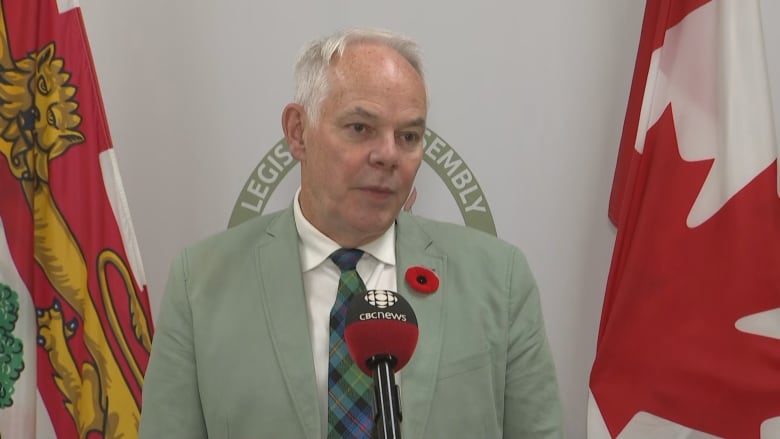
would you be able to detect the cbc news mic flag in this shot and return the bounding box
[588,0,780,438]
[0,0,154,438]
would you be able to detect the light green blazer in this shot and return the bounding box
[138,208,564,439]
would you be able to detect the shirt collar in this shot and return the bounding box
[293,187,396,272]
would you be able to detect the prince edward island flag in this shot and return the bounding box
[589,0,780,438]
[0,0,154,438]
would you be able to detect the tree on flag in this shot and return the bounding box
[0,0,154,438]
[588,0,780,438]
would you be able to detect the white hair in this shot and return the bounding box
[293,27,425,122]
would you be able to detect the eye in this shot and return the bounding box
[350,123,366,133]
[37,76,50,95]
[398,131,421,146]
[401,132,418,143]
[47,108,58,128]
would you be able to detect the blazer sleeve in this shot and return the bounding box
[138,250,208,439]
[503,247,565,438]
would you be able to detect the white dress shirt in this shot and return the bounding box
[292,189,398,436]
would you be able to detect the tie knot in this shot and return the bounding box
[330,248,364,272]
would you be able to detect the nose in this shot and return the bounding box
[368,132,399,169]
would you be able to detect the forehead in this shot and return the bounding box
[323,43,427,118]
[332,42,417,79]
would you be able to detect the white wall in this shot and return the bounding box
[80,1,780,437]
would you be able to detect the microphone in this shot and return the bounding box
[344,290,419,439]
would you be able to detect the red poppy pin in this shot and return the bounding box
[405,266,439,294]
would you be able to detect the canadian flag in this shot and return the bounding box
[588,0,780,438]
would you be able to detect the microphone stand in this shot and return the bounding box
[368,354,402,439]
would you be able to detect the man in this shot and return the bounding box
[138,28,564,438]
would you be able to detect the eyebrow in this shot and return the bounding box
[346,107,378,119]
[403,117,427,129]
[341,106,426,129]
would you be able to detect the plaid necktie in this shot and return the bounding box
[327,248,373,438]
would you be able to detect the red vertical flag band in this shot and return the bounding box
[589,0,780,438]
[0,0,154,438]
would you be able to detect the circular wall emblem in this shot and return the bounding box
[229,129,497,236]
[365,290,398,309]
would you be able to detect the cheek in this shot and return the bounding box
[336,150,370,173]
[401,155,423,178]
[308,145,341,174]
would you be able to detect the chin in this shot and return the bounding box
[352,215,396,237]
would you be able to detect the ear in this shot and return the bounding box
[282,103,307,160]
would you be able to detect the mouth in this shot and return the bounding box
[362,185,394,194]
[18,109,38,147]
[358,185,397,201]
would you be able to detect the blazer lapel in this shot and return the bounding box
[395,213,446,438]
[255,208,321,439]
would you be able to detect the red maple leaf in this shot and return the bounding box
[591,107,780,438]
